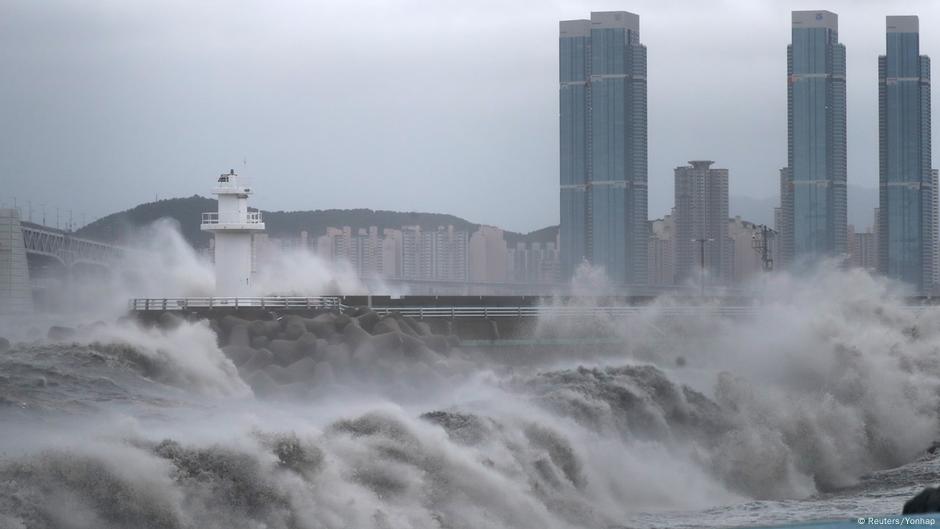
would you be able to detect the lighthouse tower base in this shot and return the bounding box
[213,232,255,297]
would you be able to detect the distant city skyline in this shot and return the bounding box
[3,0,940,233]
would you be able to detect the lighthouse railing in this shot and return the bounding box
[200,211,264,225]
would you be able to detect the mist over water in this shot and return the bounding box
[33,220,371,320]
[2,223,940,528]
[254,248,370,297]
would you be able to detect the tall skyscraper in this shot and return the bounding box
[878,16,933,292]
[873,207,882,271]
[784,11,847,262]
[559,11,648,285]
[777,167,793,266]
[933,169,939,288]
[674,161,731,285]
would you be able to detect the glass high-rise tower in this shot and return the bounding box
[782,11,847,264]
[878,16,933,291]
[559,11,647,285]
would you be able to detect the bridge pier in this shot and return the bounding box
[0,209,33,314]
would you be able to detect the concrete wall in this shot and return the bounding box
[0,209,33,314]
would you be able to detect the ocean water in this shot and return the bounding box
[2,265,940,529]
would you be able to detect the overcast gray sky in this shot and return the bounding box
[2,0,939,233]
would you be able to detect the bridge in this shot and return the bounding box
[21,221,123,267]
[1,209,125,313]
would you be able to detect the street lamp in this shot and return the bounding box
[692,238,714,297]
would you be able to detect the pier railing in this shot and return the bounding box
[367,305,759,319]
[129,297,342,311]
[128,298,936,318]
[129,297,758,319]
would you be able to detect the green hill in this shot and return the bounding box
[76,196,558,248]
[77,195,216,247]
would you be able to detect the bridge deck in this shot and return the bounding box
[21,221,123,265]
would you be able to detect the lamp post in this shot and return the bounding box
[692,238,714,297]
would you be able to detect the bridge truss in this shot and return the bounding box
[21,222,123,266]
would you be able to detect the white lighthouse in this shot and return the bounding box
[200,169,265,296]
